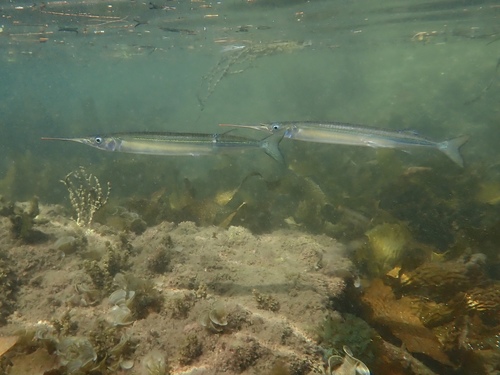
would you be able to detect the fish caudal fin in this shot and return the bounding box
[438,135,469,167]
[260,130,285,163]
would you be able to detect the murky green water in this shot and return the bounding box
[1,1,500,374]
[0,0,499,228]
[0,1,500,200]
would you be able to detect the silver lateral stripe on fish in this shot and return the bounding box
[220,121,469,167]
[41,130,285,163]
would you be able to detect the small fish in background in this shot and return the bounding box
[149,2,176,11]
[58,26,78,34]
[221,44,246,53]
[159,26,196,35]
[133,18,149,28]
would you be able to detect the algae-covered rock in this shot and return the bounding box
[9,197,47,243]
[53,236,86,254]
[316,313,374,360]
[362,222,411,276]
[179,334,202,366]
[361,279,452,367]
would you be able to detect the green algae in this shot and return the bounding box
[316,313,374,363]
[178,334,202,366]
[0,254,19,326]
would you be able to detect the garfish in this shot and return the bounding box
[41,130,285,163]
[220,121,469,167]
[58,27,79,34]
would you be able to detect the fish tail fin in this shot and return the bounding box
[438,135,469,167]
[260,131,285,163]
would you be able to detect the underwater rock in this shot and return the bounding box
[465,283,500,315]
[170,294,195,319]
[418,300,458,328]
[252,289,280,312]
[9,348,59,375]
[0,196,15,217]
[363,223,411,276]
[147,247,172,274]
[9,197,47,243]
[316,314,373,360]
[225,337,263,373]
[54,236,84,254]
[0,255,19,326]
[361,279,452,367]
[179,334,203,366]
[105,206,147,234]
[400,260,485,300]
[379,340,439,375]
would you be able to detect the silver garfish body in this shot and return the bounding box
[41,130,285,163]
[220,121,469,167]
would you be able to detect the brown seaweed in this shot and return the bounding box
[361,279,453,367]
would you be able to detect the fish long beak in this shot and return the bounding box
[219,123,270,132]
[41,137,71,141]
[41,137,87,144]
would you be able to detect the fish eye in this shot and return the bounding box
[94,136,103,144]
[271,123,280,131]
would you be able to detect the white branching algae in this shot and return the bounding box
[61,166,110,227]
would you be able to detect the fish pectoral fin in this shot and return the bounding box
[364,140,380,148]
